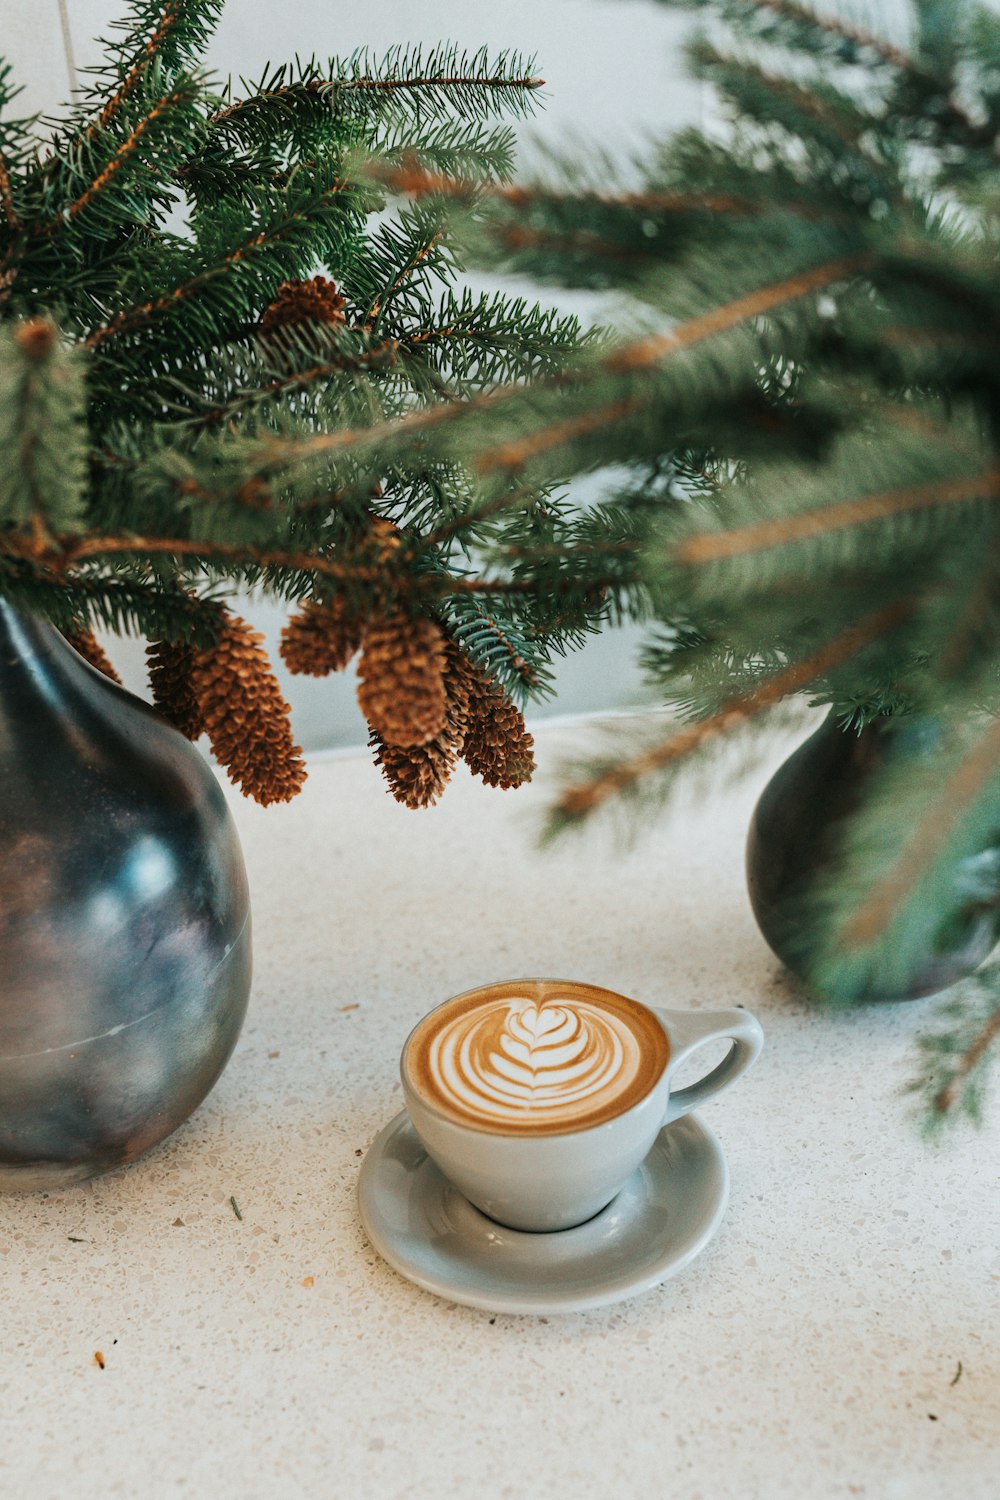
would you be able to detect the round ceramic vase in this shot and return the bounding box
[746,710,1000,1002]
[0,604,252,1190]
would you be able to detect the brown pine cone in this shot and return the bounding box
[370,730,457,809]
[280,598,365,676]
[146,639,205,739]
[442,644,480,737]
[62,627,122,684]
[357,610,448,747]
[261,276,347,335]
[189,612,307,806]
[452,651,536,790]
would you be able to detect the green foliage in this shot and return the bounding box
[403,0,1000,1123]
[0,322,87,532]
[0,0,608,717]
[908,963,1000,1131]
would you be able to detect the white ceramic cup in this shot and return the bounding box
[400,980,763,1233]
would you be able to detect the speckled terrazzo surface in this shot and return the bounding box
[1,719,997,1499]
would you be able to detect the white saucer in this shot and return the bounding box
[358,1110,729,1315]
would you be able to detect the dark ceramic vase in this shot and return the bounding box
[746,711,1000,1001]
[0,604,252,1189]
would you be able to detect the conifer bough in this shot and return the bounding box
[0,1,606,807]
[385,0,1000,1124]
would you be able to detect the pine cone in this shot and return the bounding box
[261,276,347,335]
[357,610,448,747]
[280,598,365,676]
[62,627,122,685]
[451,651,536,789]
[370,730,457,809]
[146,639,205,739]
[189,612,307,806]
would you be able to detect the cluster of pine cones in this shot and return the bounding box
[60,279,534,809]
[63,602,535,810]
[281,599,535,808]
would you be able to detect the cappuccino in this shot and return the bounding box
[404,980,669,1135]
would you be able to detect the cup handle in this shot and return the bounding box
[654,1007,764,1125]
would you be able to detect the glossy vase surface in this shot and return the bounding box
[0,604,251,1189]
[746,712,1000,1001]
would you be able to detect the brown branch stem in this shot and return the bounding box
[934,1002,1000,1114]
[752,0,910,70]
[210,73,543,128]
[3,532,555,599]
[376,161,767,219]
[89,0,185,138]
[472,252,873,475]
[675,469,1000,566]
[556,600,912,820]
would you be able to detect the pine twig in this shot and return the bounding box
[934,1003,1000,1115]
[89,0,187,137]
[674,470,1000,565]
[209,69,545,129]
[555,600,911,820]
[751,0,910,70]
[369,230,444,321]
[83,204,351,350]
[749,0,992,147]
[253,251,873,480]
[193,340,399,430]
[54,85,192,228]
[473,253,873,476]
[28,532,550,599]
[376,161,765,218]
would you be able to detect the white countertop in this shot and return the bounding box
[2,718,997,1499]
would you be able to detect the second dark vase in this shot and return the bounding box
[746,712,1000,1002]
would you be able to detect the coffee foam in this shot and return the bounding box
[405,981,669,1134]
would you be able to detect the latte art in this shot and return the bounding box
[405,982,669,1134]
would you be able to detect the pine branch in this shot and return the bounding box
[371,120,518,185]
[50,81,198,231]
[471,252,872,476]
[746,0,910,70]
[932,997,1000,1117]
[89,0,191,135]
[376,160,765,218]
[211,73,543,128]
[71,0,222,133]
[674,469,1000,565]
[189,336,400,430]
[209,49,544,132]
[689,40,883,159]
[11,529,550,601]
[551,600,911,825]
[83,185,353,349]
[233,250,870,485]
